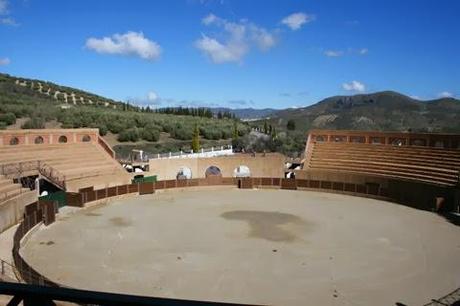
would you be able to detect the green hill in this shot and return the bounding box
[2,72,459,158]
[0,73,250,156]
[261,91,460,133]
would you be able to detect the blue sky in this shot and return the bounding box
[0,0,459,109]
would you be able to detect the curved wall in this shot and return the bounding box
[0,190,37,233]
[4,176,459,306]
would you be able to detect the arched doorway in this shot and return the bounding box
[233,165,251,177]
[177,167,192,180]
[205,166,222,178]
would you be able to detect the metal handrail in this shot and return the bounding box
[37,162,66,190]
[0,160,66,191]
[0,258,19,282]
[150,145,234,160]
[423,287,460,305]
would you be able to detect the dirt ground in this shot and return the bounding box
[21,189,460,306]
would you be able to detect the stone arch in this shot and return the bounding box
[9,137,19,145]
[177,166,192,180]
[205,166,222,178]
[332,135,346,142]
[34,136,44,144]
[434,140,445,148]
[233,165,251,178]
[391,138,405,146]
[58,135,68,143]
[82,135,91,142]
[410,138,426,147]
[350,136,365,143]
[315,135,326,142]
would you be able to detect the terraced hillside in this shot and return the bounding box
[9,75,120,108]
[0,73,250,156]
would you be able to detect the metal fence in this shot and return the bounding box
[0,160,66,192]
[150,145,234,159]
[423,288,460,306]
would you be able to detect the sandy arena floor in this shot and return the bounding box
[21,189,460,306]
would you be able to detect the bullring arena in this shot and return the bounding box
[1,128,460,305]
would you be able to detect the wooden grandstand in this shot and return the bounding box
[302,130,460,187]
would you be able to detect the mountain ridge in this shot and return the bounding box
[266,91,460,133]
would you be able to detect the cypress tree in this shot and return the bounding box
[192,124,200,152]
[232,121,239,140]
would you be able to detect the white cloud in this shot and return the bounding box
[85,31,161,61]
[0,0,8,15]
[324,48,368,57]
[0,57,10,65]
[439,91,454,98]
[249,24,276,50]
[202,13,220,25]
[342,80,366,92]
[0,0,17,26]
[195,14,276,63]
[147,91,159,102]
[281,12,315,31]
[324,50,344,57]
[0,17,17,25]
[195,34,247,63]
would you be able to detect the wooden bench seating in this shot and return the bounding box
[0,175,28,202]
[0,142,130,192]
[311,153,460,169]
[314,143,460,158]
[307,142,460,187]
[311,162,457,186]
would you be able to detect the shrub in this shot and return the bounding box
[0,112,16,125]
[98,124,108,136]
[171,126,193,140]
[21,117,45,129]
[140,127,160,142]
[117,128,140,142]
[201,127,222,140]
[287,119,296,130]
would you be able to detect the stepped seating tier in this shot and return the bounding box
[307,142,460,187]
[0,174,28,202]
[0,142,130,192]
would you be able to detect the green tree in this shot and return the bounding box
[271,127,277,139]
[287,119,296,130]
[191,124,200,152]
[232,121,239,141]
[263,120,268,134]
[0,112,16,125]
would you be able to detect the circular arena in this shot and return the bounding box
[21,189,460,306]
[1,128,460,306]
